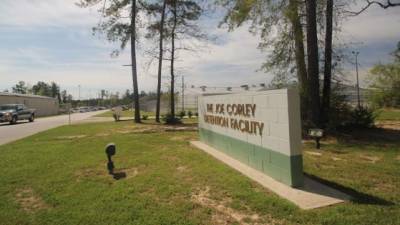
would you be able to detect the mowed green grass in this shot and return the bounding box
[376,108,400,121]
[95,110,155,118]
[0,121,399,225]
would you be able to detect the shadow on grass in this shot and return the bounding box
[113,118,198,127]
[141,120,198,127]
[335,127,400,148]
[305,173,395,206]
[115,118,134,122]
[112,172,127,180]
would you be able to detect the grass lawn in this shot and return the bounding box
[376,108,400,121]
[0,121,399,225]
[95,110,199,124]
[95,110,155,118]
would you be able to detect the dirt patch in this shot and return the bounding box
[74,117,113,124]
[114,168,139,179]
[396,155,400,161]
[95,133,110,137]
[131,127,163,133]
[332,157,343,161]
[162,155,179,162]
[320,164,336,169]
[15,188,49,213]
[75,167,107,181]
[322,137,338,145]
[165,126,198,132]
[191,187,281,225]
[76,167,139,181]
[177,166,187,172]
[170,136,186,141]
[56,135,87,140]
[376,121,400,130]
[373,182,397,192]
[115,127,163,134]
[305,151,323,157]
[116,130,132,134]
[360,155,381,164]
[111,125,197,135]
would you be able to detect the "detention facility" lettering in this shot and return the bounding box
[203,103,265,136]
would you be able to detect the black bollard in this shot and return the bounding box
[105,143,116,175]
[316,137,321,149]
[308,129,324,150]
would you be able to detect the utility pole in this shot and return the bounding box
[78,85,81,106]
[181,75,184,112]
[352,51,361,108]
[123,64,138,113]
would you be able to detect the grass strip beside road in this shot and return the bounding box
[94,110,155,118]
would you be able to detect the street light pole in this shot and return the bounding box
[352,51,361,108]
[123,65,135,111]
[181,75,184,112]
[78,85,81,106]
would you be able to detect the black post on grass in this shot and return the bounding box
[316,137,321,149]
[308,129,324,150]
[105,143,116,174]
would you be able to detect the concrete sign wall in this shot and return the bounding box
[198,88,303,187]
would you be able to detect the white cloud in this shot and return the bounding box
[0,0,99,28]
[341,4,400,43]
[1,0,399,98]
[173,26,268,86]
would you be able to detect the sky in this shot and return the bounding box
[0,0,399,99]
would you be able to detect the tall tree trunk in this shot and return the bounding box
[321,0,333,126]
[306,0,321,127]
[131,0,141,123]
[156,0,167,123]
[170,0,177,118]
[288,0,308,96]
[288,0,309,124]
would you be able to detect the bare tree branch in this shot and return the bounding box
[346,0,400,16]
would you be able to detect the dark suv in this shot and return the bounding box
[0,104,36,124]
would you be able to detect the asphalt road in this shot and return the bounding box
[0,110,107,146]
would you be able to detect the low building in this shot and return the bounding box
[176,85,266,112]
[140,99,169,114]
[0,92,59,117]
[177,82,371,112]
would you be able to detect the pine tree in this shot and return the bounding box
[78,0,141,122]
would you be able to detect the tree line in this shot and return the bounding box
[9,81,72,104]
[7,81,171,109]
[369,42,400,108]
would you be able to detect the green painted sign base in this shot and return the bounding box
[199,128,303,187]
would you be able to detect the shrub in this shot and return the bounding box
[188,111,193,118]
[141,114,149,120]
[195,112,199,117]
[324,88,352,130]
[368,62,400,108]
[179,111,186,119]
[348,106,376,128]
[162,114,182,124]
[113,113,120,122]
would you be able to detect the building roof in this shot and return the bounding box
[0,92,57,100]
[184,85,265,96]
